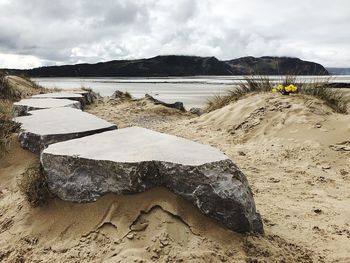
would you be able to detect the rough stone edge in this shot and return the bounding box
[19,125,117,154]
[34,95,87,109]
[13,100,81,117]
[40,153,263,233]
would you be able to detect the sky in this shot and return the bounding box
[0,0,349,69]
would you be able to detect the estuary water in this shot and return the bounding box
[32,76,350,108]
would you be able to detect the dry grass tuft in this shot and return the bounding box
[0,100,19,158]
[206,76,272,112]
[17,74,44,90]
[112,90,132,100]
[42,87,62,93]
[18,161,50,207]
[81,86,101,104]
[0,73,46,100]
[124,91,132,99]
[298,82,349,114]
[0,73,21,101]
[206,75,349,114]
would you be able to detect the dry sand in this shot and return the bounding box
[0,91,349,262]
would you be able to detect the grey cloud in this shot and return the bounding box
[0,0,349,68]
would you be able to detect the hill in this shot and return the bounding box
[226,56,329,75]
[5,55,329,77]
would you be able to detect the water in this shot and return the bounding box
[32,76,350,109]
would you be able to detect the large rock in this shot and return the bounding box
[41,127,263,233]
[13,98,81,116]
[32,92,86,108]
[189,107,205,116]
[72,90,100,104]
[145,94,185,111]
[16,107,117,154]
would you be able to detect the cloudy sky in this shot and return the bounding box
[0,0,349,69]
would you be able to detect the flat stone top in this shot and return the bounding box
[32,92,83,99]
[14,98,79,109]
[43,127,228,166]
[16,107,116,136]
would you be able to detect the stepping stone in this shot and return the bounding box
[32,92,86,107]
[70,90,97,104]
[16,107,117,154]
[13,98,81,116]
[41,127,263,233]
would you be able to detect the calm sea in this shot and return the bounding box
[32,76,350,108]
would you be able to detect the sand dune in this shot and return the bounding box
[87,92,350,262]
[0,91,349,262]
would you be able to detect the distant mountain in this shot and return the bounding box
[4,55,329,77]
[327,67,350,75]
[226,56,329,75]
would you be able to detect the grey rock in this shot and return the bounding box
[32,92,86,108]
[15,107,117,154]
[189,107,205,116]
[145,94,185,112]
[41,127,263,233]
[112,90,132,99]
[13,98,81,116]
[73,90,100,104]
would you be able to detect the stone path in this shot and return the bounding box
[41,127,263,233]
[31,92,86,107]
[13,98,81,116]
[15,91,263,233]
[15,107,117,154]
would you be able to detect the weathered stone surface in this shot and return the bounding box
[112,90,132,100]
[145,94,185,111]
[73,90,100,104]
[16,107,117,154]
[189,107,205,116]
[32,92,83,100]
[32,92,86,108]
[13,98,81,116]
[41,127,263,233]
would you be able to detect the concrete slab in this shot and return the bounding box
[16,107,117,154]
[43,127,226,165]
[41,127,263,233]
[13,98,81,116]
[70,90,99,105]
[32,92,86,107]
[32,92,83,99]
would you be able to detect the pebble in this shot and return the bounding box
[269,177,280,183]
[314,209,322,214]
[238,151,246,156]
[322,164,331,170]
[126,233,135,240]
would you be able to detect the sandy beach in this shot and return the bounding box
[1,0,350,261]
[0,81,349,262]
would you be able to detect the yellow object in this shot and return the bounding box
[276,84,298,93]
[285,84,298,93]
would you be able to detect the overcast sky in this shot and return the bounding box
[0,0,349,69]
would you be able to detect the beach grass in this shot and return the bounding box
[206,75,349,114]
[17,161,50,207]
[0,100,20,157]
[0,73,21,101]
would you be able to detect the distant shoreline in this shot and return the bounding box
[4,55,329,77]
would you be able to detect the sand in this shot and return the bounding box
[0,92,349,262]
